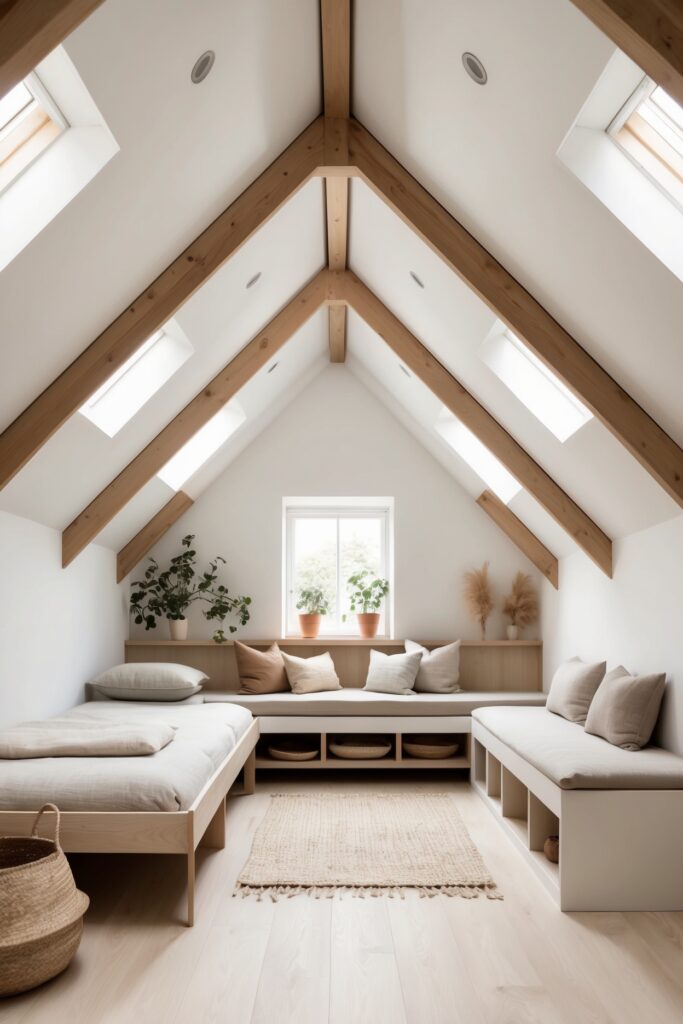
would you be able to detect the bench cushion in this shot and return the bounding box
[204,689,547,716]
[473,707,683,790]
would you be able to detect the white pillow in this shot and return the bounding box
[364,649,423,696]
[405,640,462,693]
[91,663,207,702]
[281,651,341,695]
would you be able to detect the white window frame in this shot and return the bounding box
[283,499,394,638]
[0,72,67,196]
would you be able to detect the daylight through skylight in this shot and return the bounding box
[157,405,246,491]
[610,79,683,209]
[0,75,64,192]
[436,411,521,505]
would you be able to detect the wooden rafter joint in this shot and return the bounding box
[477,490,559,589]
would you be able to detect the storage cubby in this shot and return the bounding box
[485,751,501,799]
[255,729,471,770]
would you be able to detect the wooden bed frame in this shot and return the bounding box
[0,719,259,926]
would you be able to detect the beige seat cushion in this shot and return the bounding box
[281,651,341,695]
[585,666,666,750]
[405,639,462,694]
[204,689,547,716]
[546,657,606,724]
[235,642,289,695]
[473,706,683,790]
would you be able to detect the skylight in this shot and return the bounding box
[436,410,522,505]
[481,327,592,442]
[157,405,246,491]
[0,75,64,192]
[80,327,193,437]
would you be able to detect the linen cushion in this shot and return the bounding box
[546,657,606,724]
[91,662,207,702]
[281,651,342,695]
[364,649,423,696]
[585,665,667,750]
[0,718,176,758]
[405,639,462,694]
[204,689,547,715]
[235,642,289,695]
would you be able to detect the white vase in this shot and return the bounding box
[169,618,188,641]
[506,625,519,641]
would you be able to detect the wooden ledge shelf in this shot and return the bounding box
[125,638,542,647]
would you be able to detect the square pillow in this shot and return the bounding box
[91,662,207,702]
[546,657,606,724]
[281,651,341,695]
[364,649,423,696]
[235,642,289,695]
[405,639,462,694]
[585,665,666,750]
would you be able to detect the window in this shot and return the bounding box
[157,404,246,491]
[609,79,683,210]
[480,326,592,442]
[80,326,193,437]
[436,410,521,505]
[0,75,65,193]
[284,500,393,636]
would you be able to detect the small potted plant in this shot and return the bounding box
[296,586,329,639]
[130,535,252,641]
[502,571,538,640]
[346,570,389,639]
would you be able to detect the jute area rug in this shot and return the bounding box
[235,793,501,900]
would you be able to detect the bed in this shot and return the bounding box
[0,701,259,925]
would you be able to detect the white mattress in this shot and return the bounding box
[0,701,253,812]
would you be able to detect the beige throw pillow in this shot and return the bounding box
[546,657,606,724]
[585,665,666,750]
[235,642,289,695]
[281,651,341,694]
[91,662,207,702]
[405,639,462,693]
[364,649,423,696]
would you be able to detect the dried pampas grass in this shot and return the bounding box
[463,562,494,639]
[503,572,539,630]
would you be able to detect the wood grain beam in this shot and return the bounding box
[477,490,559,589]
[336,270,612,576]
[0,117,324,490]
[326,175,348,361]
[328,303,346,362]
[62,270,330,566]
[116,492,193,584]
[569,0,683,107]
[0,0,104,97]
[346,119,683,510]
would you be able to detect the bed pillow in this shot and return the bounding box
[235,641,289,695]
[405,639,462,693]
[281,651,341,695]
[91,663,207,702]
[546,657,606,724]
[364,649,423,696]
[585,665,666,750]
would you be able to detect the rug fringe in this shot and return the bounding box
[234,882,502,902]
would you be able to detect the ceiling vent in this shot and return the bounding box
[462,52,487,85]
[191,51,215,84]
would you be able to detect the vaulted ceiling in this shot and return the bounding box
[0,0,681,586]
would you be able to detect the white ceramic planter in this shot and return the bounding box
[506,624,519,641]
[169,618,188,641]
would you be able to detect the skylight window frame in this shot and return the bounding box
[435,410,522,506]
[157,404,246,492]
[0,72,67,195]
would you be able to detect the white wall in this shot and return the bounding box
[0,511,127,730]
[131,367,543,644]
[542,515,683,755]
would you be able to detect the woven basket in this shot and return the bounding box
[0,804,89,997]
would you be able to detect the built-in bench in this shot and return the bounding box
[472,706,683,911]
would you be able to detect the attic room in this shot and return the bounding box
[0,0,682,1018]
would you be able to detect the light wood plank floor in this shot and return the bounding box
[2,774,683,1024]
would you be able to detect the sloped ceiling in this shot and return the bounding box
[0,0,681,564]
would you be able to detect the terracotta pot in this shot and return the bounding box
[544,835,560,864]
[298,613,321,639]
[506,624,519,641]
[169,618,188,641]
[357,613,380,639]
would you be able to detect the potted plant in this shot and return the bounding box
[502,571,538,640]
[463,561,494,640]
[130,535,252,641]
[296,586,329,638]
[346,570,389,638]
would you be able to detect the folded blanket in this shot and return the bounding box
[0,718,176,758]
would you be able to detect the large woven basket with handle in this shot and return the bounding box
[0,803,89,997]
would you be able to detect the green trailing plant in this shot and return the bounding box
[296,586,329,615]
[130,535,252,638]
[345,570,389,614]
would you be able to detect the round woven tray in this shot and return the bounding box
[268,740,319,762]
[328,737,392,760]
[402,736,459,759]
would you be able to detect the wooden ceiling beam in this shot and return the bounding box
[0,116,325,490]
[62,270,330,567]
[345,119,683,510]
[568,0,683,108]
[477,490,559,589]
[116,491,193,584]
[335,270,613,576]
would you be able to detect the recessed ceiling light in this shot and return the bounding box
[246,272,262,289]
[462,52,487,85]
[267,362,279,374]
[399,364,411,378]
[191,50,215,84]
[409,270,425,288]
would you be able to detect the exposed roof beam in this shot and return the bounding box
[476,490,559,589]
[62,270,330,567]
[345,119,683,510]
[569,0,683,107]
[328,303,347,363]
[0,117,325,490]
[116,492,193,584]
[0,0,104,97]
[336,270,613,576]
